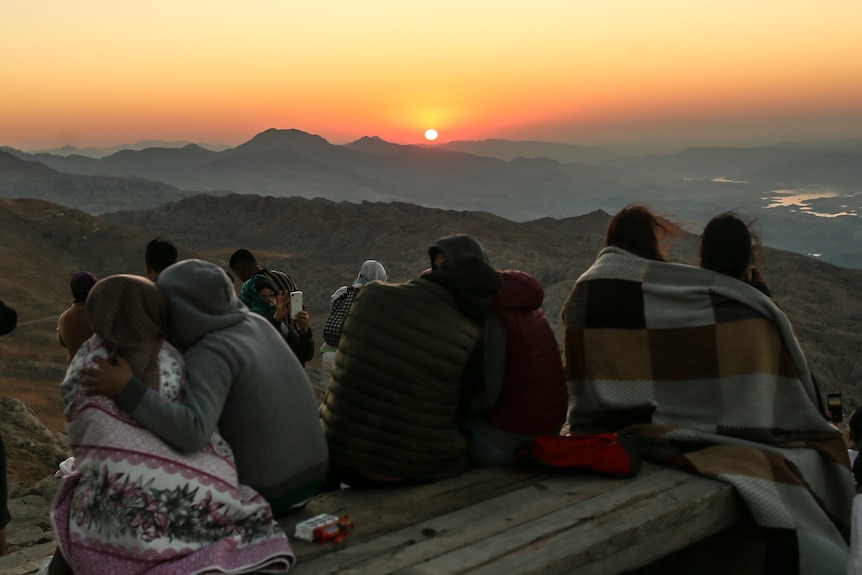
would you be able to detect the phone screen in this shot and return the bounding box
[827,393,843,422]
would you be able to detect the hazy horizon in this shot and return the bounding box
[10,129,862,159]
[3,1,861,151]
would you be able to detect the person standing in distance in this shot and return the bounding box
[0,299,18,556]
[145,237,178,281]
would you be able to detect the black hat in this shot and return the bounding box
[0,300,17,336]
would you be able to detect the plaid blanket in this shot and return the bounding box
[51,336,294,575]
[563,246,854,575]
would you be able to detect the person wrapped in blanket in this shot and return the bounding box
[320,260,388,386]
[699,211,771,296]
[562,205,854,575]
[48,275,293,575]
[80,260,328,519]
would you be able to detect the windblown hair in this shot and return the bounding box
[700,212,760,280]
[605,205,669,261]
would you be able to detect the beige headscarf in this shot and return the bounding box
[86,274,167,390]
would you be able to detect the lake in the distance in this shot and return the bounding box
[763,187,860,218]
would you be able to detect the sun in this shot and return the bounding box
[424,129,439,141]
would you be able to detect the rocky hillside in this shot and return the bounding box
[1,193,861,496]
[101,193,862,406]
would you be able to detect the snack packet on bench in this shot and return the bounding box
[295,514,339,542]
[313,514,353,543]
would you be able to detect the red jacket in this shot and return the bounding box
[486,270,568,435]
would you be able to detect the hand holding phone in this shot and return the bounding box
[289,291,303,320]
[827,392,843,423]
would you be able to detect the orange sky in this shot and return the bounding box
[3,1,861,151]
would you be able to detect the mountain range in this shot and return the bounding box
[2,129,860,267]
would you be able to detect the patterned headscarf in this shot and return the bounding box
[86,275,167,390]
[239,275,277,319]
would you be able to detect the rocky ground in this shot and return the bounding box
[2,397,68,556]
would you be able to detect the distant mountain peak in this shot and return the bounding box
[351,136,390,145]
[234,128,331,153]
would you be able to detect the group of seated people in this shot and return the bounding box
[35,206,855,574]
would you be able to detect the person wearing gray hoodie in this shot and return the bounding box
[80,259,328,516]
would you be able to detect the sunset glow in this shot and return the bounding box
[424,129,439,141]
[2,1,861,150]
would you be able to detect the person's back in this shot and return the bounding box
[700,211,771,296]
[56,271,97,365]
[321,260,388,383]
[481,270,567,438]
[50,274,294,575]
[562,247,854,573]
[153,260,327,512]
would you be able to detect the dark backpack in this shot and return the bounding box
[323,287,358,347]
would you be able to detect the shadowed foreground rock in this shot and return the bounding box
[1,397,68,555]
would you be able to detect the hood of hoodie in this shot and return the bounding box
[157,259,248,351]
[428,234,489,269]
[492,270,544,311]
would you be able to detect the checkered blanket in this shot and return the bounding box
[563,246,854,575]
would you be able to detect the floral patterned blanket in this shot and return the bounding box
[51,336,295,575]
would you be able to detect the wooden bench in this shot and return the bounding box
[278,462,742,574]
[0,462,743,574]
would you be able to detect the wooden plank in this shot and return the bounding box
[289,464,738,575]
[0,541,55,575]
[280,465,553,563]
[290,467,661,574]
[393,470,739,575]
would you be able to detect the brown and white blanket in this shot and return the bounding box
[563,246,854,575]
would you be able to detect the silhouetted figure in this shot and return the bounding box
[0,300,16,557]
[145,237,178,281]
[57,271,97,365]
[229,248,297,293]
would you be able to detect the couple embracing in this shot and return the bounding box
[47,260,328,575]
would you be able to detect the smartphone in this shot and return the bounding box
[827,392,843,422]
[289,291,303,319]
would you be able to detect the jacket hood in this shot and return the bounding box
[156,259,248,351]
[492,270,544,311]
[428,234,489,269]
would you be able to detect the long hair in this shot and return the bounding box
[605,205,668,261]
[700,212,760,280]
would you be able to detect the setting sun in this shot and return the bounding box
[424,129,438,141]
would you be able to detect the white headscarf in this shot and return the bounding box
[330,260,388,302]
[353,260,388,288]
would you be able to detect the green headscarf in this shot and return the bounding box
[239,275,278,319]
